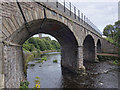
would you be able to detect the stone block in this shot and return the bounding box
[0,74,4,89]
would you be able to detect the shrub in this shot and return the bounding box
[20,80,29,89]
[53,59,58,63]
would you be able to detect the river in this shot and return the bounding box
[27,52,119,88]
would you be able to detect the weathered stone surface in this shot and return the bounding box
[101,38,118,54]
[3,45,25,88]
[0,1,117,88]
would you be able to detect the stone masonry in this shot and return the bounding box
[0,1,116,88]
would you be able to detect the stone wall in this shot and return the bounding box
[3,45,25,88]
[0,15,4,89]
[1,1,103,88]
[101,38,118,54]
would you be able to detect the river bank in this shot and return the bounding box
[23,50,60,75]
[27,52,119,88]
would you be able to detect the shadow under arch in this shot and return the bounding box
[8,18,79,71]
[83,35,95,62]
[97,39,101,53]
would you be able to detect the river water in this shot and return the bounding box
[27,52,119,88]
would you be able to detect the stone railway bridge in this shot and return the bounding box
[0,0,113,88]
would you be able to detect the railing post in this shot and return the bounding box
[84,15,85,25]
[69,2,71,16]
[78,10,80,21]
[74,6,76,19]
[81,13,83,23]
[86,17,88,26]
[56,0,58,8]
[64,0,65,12]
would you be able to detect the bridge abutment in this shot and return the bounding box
[0,30,4,89]
[3,44,25,88]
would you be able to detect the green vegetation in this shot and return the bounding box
[20,80,29,89]
[20,77,41,89]
[23,37,60,75]
[103,20,120,65]
[41,56,47,61]
[53,59,58,63]
[35,56,47,63]
[23,37,60,52]
[97,55,118,61]
[34,77,40,88]
[98,55,120,66]
[103,20,120,47]
[29,64,35,67]
[113,60,119,65]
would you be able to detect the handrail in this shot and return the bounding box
[1,0,102,35]
[57,0,102,35]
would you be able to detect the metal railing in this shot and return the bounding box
[0,0,102,35]
[56,0,102,35]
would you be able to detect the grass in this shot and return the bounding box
[97,55,119,61]
[41,56,47,61]
[29,64,35,67]
[35,56,47,63]
[97,55,120,66]
[53,59,58,63]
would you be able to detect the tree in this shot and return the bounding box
[23,37,60,52]
[103,20,120,55]
[114,20,120,46]
[103,24,114,37]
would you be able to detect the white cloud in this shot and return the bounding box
[71,2,118,32]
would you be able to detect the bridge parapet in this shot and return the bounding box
[0,0,102,39]
[39,0,102,36]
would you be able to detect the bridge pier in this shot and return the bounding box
[3,44,25,88]
[0,24,4,89]
[77,46,85,74]
[61,46,85,74]
[95,46,99,62]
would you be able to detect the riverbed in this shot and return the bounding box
[27,52,119,88]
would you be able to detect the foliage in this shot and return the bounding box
[113,60,119,65]
[19,77,41,89]
[103,20,120,56]
[53,59,58,63]
[23,37,60,52]
[105,37,115,44]
[35,56,47,63]
[34,77,40,88]
[41,56,47,61]
[103,24,114,37]
[20,80,29,89]
[97,55,119,61]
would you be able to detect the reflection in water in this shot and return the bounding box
[27,52,119,88]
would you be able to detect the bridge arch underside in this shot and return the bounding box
[83,35,95,62]
[97,39,101,53]
[8,18,79,72]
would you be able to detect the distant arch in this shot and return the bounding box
[97,39,101,53]
[83,35,95,62]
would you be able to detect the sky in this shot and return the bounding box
[34,0,119,39]
[71,1,119,32]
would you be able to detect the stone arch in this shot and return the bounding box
[7,18,79,70]
[3,18,80,88]
[97,39,101,53]
[83,35,95,62]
